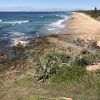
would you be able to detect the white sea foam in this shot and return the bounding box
[56,15,59,17]
[56,31,60,33]
[8,31,31,47]
[2,20,29,25]
[48,28,56,31]
[36,33,40,37]
[41,16,44,18]
[47,15,70,34]
[51,19,65,28]
[50,15,70,28]
[10,34,30,46]
[11,38,29,46]
[9,32,25,37]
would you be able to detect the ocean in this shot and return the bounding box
[0,12,72,54]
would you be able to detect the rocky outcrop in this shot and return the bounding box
[86,63,100,71]
[0,52,6,62]
[60,97,73,100]
[96,41,100,48]
[16,42,27,49]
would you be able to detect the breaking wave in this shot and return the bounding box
[0,20,30,25]
[50,15,70,28]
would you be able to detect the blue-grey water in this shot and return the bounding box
[0,12,72,54]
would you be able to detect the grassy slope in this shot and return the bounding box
[0,73,100,100]
[0,34,100,100]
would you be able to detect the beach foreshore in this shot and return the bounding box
[0,12,100,58]
[67,12,100,42]
[9,12,100,46]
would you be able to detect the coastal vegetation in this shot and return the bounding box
[78,8,100,20]
[0,35,100,100]
[0,11,100,100]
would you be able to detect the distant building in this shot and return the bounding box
[94,6,97,12]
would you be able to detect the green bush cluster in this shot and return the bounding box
[14,75,33,85]
[36,52,70,82]
[52,64,85,83]
[36,51,100,83]
[75,52,100,67]
[76,55,95,67]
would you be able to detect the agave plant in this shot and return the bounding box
[36,52,70,82]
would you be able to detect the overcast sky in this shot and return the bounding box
[0,0,99,11]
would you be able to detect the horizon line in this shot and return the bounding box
[0,7,95,12]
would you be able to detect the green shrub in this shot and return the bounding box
[75,54,96,67]
[49,34,59,38]
[14,75,33,85]
[75,51,100,67]
[52,64,86,83]
[95,51,100,60]
[36,52,70,82]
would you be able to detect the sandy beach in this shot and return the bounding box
[67,12,100,42]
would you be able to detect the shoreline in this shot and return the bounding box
[0,12,100,57]
[0,12,73,56]
[67,12,100,42]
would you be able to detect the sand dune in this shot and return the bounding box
[67,13,100,41]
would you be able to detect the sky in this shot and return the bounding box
[0,0,100,11]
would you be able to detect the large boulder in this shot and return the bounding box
[60,97,72,100]
[96,41,100,48]
[86,63,100,71]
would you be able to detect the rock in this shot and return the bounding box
[10,66,15,71]
[81,49,87,54]
[87,40,100,48]
[96,41,100,48]
[12,42,26,51]
[0,52,6,62]
[60,97,72,100]
[86,63,100,71]
[16,42,26,49]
